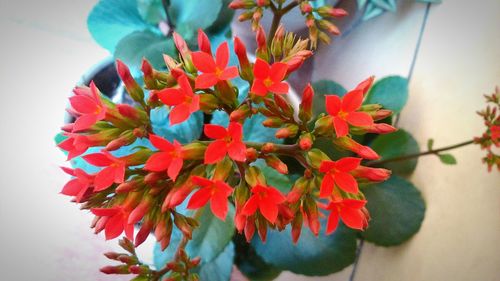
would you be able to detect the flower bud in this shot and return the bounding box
[144,172,163,185]
[318,20,340,35]
[299,133,313,151]
[256,0,269,6]
[287,177,307,203]
[118,254,139,265]
[173,213,193,239]
[238,10,254,21]
[291,211,303,243]
[300,2,313,13]
[213,157,234,181]
[104,252,121,260]
[252,8,263,31]
[352,166,391,182]
[100,265,130,275]
[197,29,211,54]
[230,104,251,121]
[118,238,136,254]
[274,94,293,117]
[173,32,195,73]
[303,197,320,236]
[234,37,252,81]
[307,148,330,168]
[299,83,314,122]
[271,24,285,58]
[181,143,206,160]
[317,6,348,18]
[333,137,380,160]
[355,76,375,95]
[275,124,299,139]
[314,115,334,137]
[141,59,156,89]
[257,215,268,242]
[116,60,145,105]
[129,265,149,275]
[245,166,266,187]
[244,217,256,242]
[105,131,136,151]
[229,0,255,9]
[366,123,397,134]
[116,180,140,194]
[371,109,393,121]
[135,218,153,247]
[198,93,219,113]
[245,147,258,162]
[286,50,313,75]
[265,155,288,174]
[256,25,268,60]
[262,117,283,128]
[128,199,151,225]
[261,142,276,153]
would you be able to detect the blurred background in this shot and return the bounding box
[0,0,499,280]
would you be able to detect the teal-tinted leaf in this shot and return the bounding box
[150,106,203,144]
[361,176,425,246]
[365,76,408,113]
[114,30,175,71]
[372,0,397,12]
[168,0,223,42]
[54,132,67,146]
[235,236,282,281]
[357,0,368,9]
[88,0,151,51]
[370,129,420,175]
[438,153,457,165]
[252,223,357,276]
[254,161,293,193]
[206,0,235,34]
[137,0,166,24]
[362,3,385,20]
[311,80,347,116]
[197,241,235,281]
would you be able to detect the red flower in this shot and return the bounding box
[187,176,233,220]
[58,134,91,160]
[241,184,286,223]
[191,42,238,89]
[91,207,134,240]
[145,134,184,181]
[157,74,200,125]
[491,125,500,146]
[203,122,246,164]
[325,90,374,137]
[324,198,368,234]
[83,151,126,191]
[60,167,94,202]
[319,157,361,196]
[251,58,289,96]
[69,82,106,132]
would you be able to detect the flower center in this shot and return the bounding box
[263,77,273,87]
[338,111,348,119]
[215,67,223,77]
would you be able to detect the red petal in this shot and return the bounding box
[187,187,212,209]
[253,58,269,79]
[215,181,233,196]
[169,103,191,125]
[73,114,98,132]
[61,179,82,196]
[259,199,279,223]
[167,157,183,181]
[210,192,229,220]
[341,90,363,112]
[195,73,219,89]
[228,122,243,140]
[157,88,185,106]
[319,160,336,173]
[69,95,98,114]
[92,207,118,217]
[325,95,341,116]
[333,117,349,137]
[124,223,134,241]
[219,67,239,80]
[60,166,75,176]
[178,74,194,96]
[340,208,365,230]
[320,174,335,198]
[105,214,124,240]
[204,140,227,164]
[215,42,229,69]
[114,165,125,184]
[241,196,259,216]
[145,152,172,172]
[192,51,217,73]
[250,79,268,96]
[334,172,359,193]
[266,187,286,203]
[189,94,200,112]
[197,29,212,53]
[269,62,288,82]
[191,176,214,188]
[346,112,374,127]
[149,134,174,151]
[227,141,246,162]
[336,157,361,172]
[94,166,117,191]
[204,124,227,139]
[355,76,374,95]
[83,153,113,166]
[326,210,340,234]
[268,82,289,94]
[343,199,367,209]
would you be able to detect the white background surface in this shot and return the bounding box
[0,0,499,280]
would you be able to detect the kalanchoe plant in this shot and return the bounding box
[475,87,500,171]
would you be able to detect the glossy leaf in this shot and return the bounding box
[137,0,166,24]
[150,106,203,144]
[252,222,357,276]
[234,235,282,281]
[361,176,426,246]
[370,129,419,175]
[365,76,409,113]
[196,242,235,281]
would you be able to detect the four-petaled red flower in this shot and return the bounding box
[242,184,286,223]
[60,167,94,202]
[187,176,233,220]
[157,74,200,125]
[58,133,91,160]
[319,157,361,196]
[145,134,184,181]
[192,42,239,89]
[69,82,106,132]
[325,90,374,137]
[83,151,126,191]
[91,206,134,240]
[203,122,246,164]
[251,58,289,96]
[324,198,368,234]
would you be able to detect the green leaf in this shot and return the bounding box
[361,176,426,246]
[365,76,409,113]
[256,161,293,193]
[372,0,397,12]
[362,3,385,20]
[168,0,223,42]
[114,30,175,71]
[427,138,434,150]
[154,206,235,273]
[438,153,457,165]
[137,0,166,24]
[311,80,347,116]
[150,106,203,144]
[252,223,357,276]
[370,129,420,175]
[196,242,235,281]
[206,0,235,34]
[88,0,151,52]
[234,236,282,281]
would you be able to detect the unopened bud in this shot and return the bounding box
[300,2,313,13]
[318,20,340,35]
[100,265,130,275]
[256,25,268,60]
[141,59,156,89]
[307,148,330,168]
[265,155,288,174]
[352,166,391,182]
[262,117,283,128]
[355,76,375,95]
[229,0,255,9]
[275,124,299,139]
[181,143,206,160]
[197,29,211,54]
[129,265,149,275]
[230,104,251,121]
[261,142,276,153]
[299,83,314,122]
[299,133,313,151]
[245,147,258,162]
[116,60,145,105]
[291,212,303,243]
[333,137,380,160]
[116,180,139,193]
[317,6,348,18]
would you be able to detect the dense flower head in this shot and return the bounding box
[475,87,500,171]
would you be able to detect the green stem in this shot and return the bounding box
[367,139,475,166]
[161,0,174,34]
[267,1,299,44]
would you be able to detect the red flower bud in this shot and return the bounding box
[352,166,391,182]
[291,212,303,244]
[299,133,313,151]
[245,147,258,162]
[244,217,256,242]
[300,2,313,13]
[265,155,288,174]
[116,60,145,104]
[100,265,129,275]
[333,137,380,160]
[299,83,314,122]
[197,29,211,54]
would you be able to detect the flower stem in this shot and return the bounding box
[367,139,475,166]
[161,0,175,34]
[267,1,299,44]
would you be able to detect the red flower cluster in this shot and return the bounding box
[475,87,500,171]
